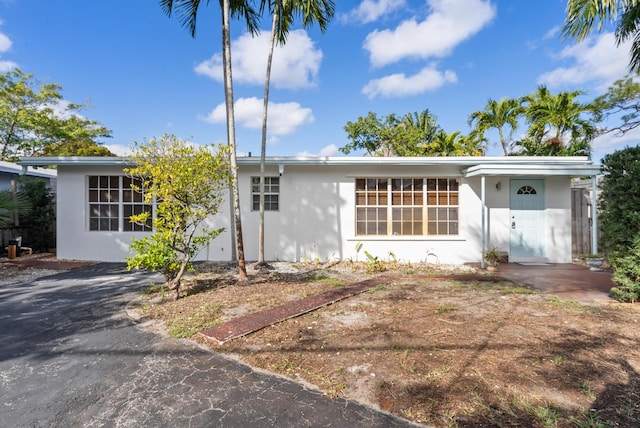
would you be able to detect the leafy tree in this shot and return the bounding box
[592,74,640,135]
[16,177,55,252]
[468,97,522,155]
[256,0,335,263]
[160,0,261,282]
[0,68,112,161]
[599,145,640,259]
[513,86,596,156]
[125,134,231,299]
[340,110,445,156]
[563,0,640,72]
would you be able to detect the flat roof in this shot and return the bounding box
[19,155,601,170]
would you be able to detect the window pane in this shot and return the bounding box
[89,190,98,202]
[89,176,98,188]
[438,222,448,234]
[110,176,119,188]
[392,208,401,221]
[378,208,387,221]
[392,179,401,191]
[427,179,436,191]
[99,176,109,187]
[450,208,458,221]
[428,222,437,235]
[427,192,437,205]
[392,222,401,235]
[89,218,98,230]
[377,222,387,235]
[356,179,365,191]
[438,178,448,190]
[449,179,459,191]
[379,192,387,205]
[450,193,459,205]
[438,193,448,205]
[356,222,366,235]
[414,193,423,205]
[356,193,366,205]
[450,222,458,235]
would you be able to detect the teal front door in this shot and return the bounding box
[510,179,545,258]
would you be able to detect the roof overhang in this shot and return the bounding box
[18,155,602,178]
[462,163,602,178]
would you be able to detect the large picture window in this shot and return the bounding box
[88,175,153,232]
[355,177,459,236]
[251,176,279,211]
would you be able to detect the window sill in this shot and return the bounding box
[348,236,465,242]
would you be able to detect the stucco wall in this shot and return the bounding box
[55,163,573,264]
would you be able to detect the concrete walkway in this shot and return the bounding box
[493,262,614,304]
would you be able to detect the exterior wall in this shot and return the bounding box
[545,176,572,263]
[241,164,484,264]
[55,163,574,265]
[56,165,153,262]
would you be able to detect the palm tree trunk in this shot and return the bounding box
[221,0,248,280]
[258,12,278,264]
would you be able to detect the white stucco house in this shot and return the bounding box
[18,155,601,266]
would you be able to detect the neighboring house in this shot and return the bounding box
[19,156,601,265]
[0,160,56,192]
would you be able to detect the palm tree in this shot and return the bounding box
[426,130,484,156]
[159,0,260,281]
[0,190,30,228]
[468,97,522,155]
[516,86,596,156]
[256,0,335,264]
[563,0,640,72]
[402,109,440,144]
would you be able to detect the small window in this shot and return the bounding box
[517,185,537,195]
[251,176,279,211]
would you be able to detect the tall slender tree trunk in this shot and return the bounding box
[221,0,247,280]
[258,12,278,264]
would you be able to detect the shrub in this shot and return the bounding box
[610,235,640,303]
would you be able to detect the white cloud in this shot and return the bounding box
[0,32,11,52]
[104,143,132,156]
[538,32,632,91]
[591,128,640,159]
[0,60,16,72]
[341,0,406,24]
[194,30,322,90]
[200,97,314,136]
[297,144,340,157]
[363,0,496,67]
[362,64,457,98]
[543,25,560,40]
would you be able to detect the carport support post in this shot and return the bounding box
[591,175,598,255]
[481,175,486,269]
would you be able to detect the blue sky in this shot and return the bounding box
[0,0,636,162]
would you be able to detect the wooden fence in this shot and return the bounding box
[571,187,594,257]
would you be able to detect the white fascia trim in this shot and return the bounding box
[462,164,602,177]
[19,156,132,167]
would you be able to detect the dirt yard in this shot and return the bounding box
[129,261,640,428]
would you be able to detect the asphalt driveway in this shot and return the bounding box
[0,264,421,428]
